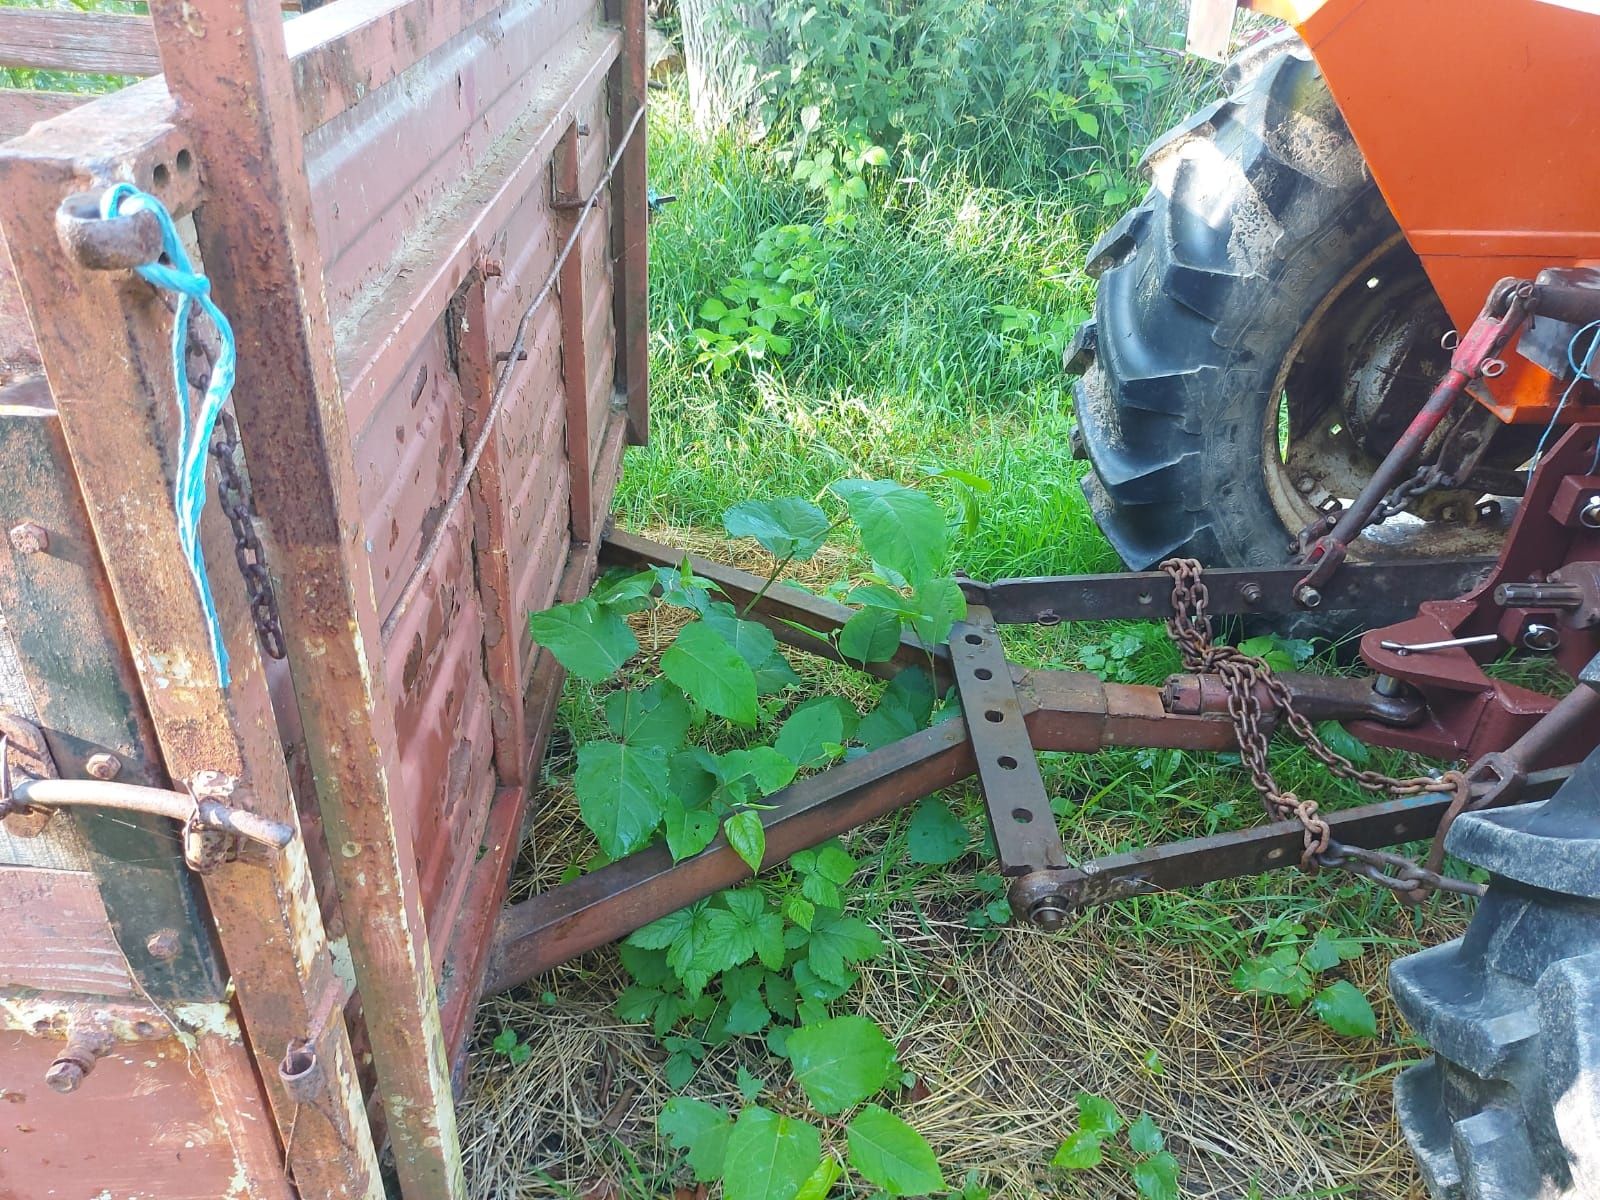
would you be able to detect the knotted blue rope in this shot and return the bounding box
[101,183,236,685]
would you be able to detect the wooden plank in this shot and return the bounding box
[0,89,82,141]
[145,0,464,1194]
[0,868,133,996]
[0,9,159,76]
[0,87,384,1200]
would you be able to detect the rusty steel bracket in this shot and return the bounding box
[1007,765,1575,927]
[950,606,1065,878]
[959,555,1495,626]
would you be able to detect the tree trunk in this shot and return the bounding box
[679,0,776,131]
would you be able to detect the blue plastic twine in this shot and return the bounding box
[101,184,237,686]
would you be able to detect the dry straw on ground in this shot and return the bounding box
[461,526,1456,1199]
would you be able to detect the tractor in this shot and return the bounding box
[1071,1,1600,1195]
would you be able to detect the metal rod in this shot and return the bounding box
[1378,633,1501,656]
[380,103,648,643]
[9,778,293,848]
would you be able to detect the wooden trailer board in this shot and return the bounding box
[0,0,647,1193]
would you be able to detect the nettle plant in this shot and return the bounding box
[1230,928,1379,1040]
[1050,1093,1179,1200]
[693,223,826,377]
[528,478,971,1084]
[660,1014,946,1198]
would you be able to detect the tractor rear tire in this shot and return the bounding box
[1390,746,1600,1199]
[1070,40,1455,639]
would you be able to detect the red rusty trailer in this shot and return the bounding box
[0,0,647,1194]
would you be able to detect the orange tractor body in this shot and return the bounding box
[1216,0,1600,422]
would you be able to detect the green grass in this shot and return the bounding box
[617,90,1114,582]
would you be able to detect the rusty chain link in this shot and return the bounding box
[1159,558,1482,897]
[1369,461,1449,525]
[210,410,287,661]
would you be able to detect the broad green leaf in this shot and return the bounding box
[807,910,884,986]
[830,479,947,585]
[1303,931,1362,973]
[845,1104,945,1195]
[1128,1112,1164,1155]
[754,646,803,695]
[907,797,968,865]
[604,680,692,749]
[574,742,667,859]
[1049,1129,1103,1169]
[664,795,718,861]
[1232,947,1313,1003]
[840,606,903,665]
[1076,1092,1122,1138]
[626,904,697,951]
[662,622,758,726]
[1312,981,1378,1038]
[724,498,831,561]
[726,810,767,874]
[659,1097,733,1183]
[1314,719,1371,765]
[907,577,967,648]
[723,1107,822,1200]
[786,1015,898,1114]
[1132,1151,1180,1200]
[814,844,858,884]
[776,698,849,769]
[856,699,921,751]
[726,986,772,1035]
[590,567,658,612]
[703,604,780,670]
[718,747,799,795]
[793,1154,843,1200]
[614,984,661,1023]
[527,598,637,681]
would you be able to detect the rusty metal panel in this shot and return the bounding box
[0,868,133,996]
[0,1011,294,1200]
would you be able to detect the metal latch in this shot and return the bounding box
[0,713,293,872]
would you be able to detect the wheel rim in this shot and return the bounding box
[1259,238,1521,560]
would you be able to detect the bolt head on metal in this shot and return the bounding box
[84,752,121,781]
[44,1060,85,1094]
[8,522,48,555]
[1240,583,1263,606]
[145,928,181,960]
[1295,585,1322,609]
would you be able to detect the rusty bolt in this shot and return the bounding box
[8,522,48,555]
[84,752,121,781]
[1295,476,1316,495]
[1240,583,1264,606]
[145,928,181,960]
[1438,504,1462,523]
[44,1059,87,1094]
[480,259,503,279]
[576,122,592,136]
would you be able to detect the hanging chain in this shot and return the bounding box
[1368,461,1449,526]
[1158,558,1482,897]
[210,410,287,661]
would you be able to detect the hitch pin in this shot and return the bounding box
[1378,633,1500,657]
